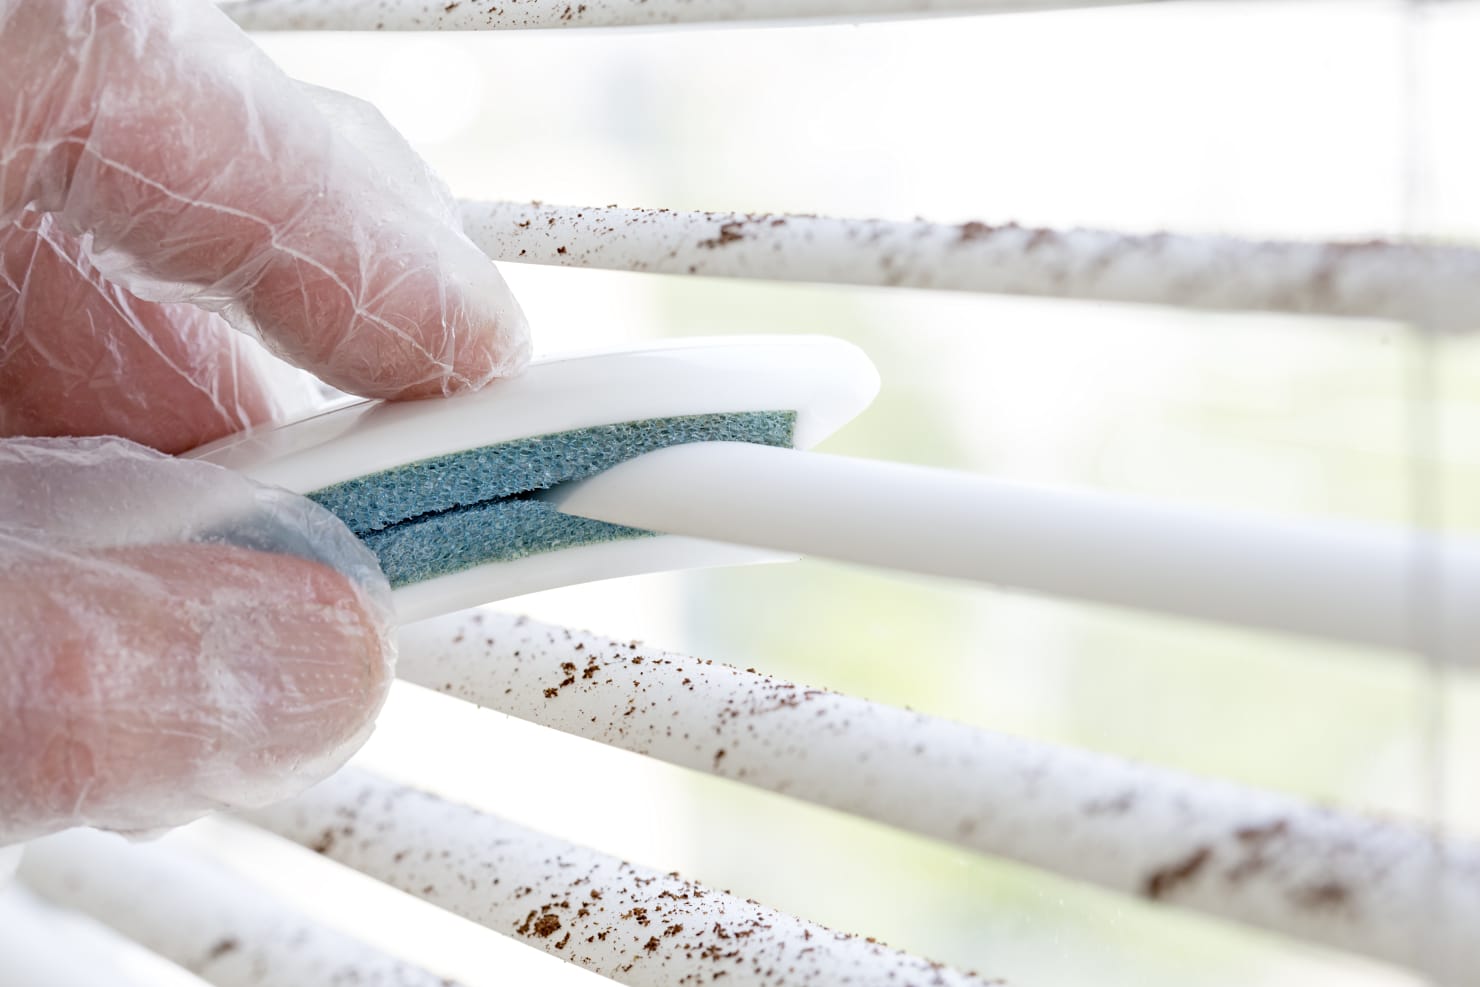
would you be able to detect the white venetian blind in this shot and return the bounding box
[7,3,1479,987]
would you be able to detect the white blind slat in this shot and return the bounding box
[461,200,1480,329]
[222,0,1160,32]
[245,768,1003,987]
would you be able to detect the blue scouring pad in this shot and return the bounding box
[312,411,796,587]
[189,337,879,622]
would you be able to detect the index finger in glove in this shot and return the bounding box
[0,0,529,400]
[0,436,395,845]
[1,212,280,455]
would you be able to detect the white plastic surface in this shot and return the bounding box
[549,441,1480,656]
[191,337,878,623]
[390,535,789,625]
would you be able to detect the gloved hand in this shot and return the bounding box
[0,0,530,844]
[0,436,395,845]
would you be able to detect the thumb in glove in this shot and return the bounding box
[0,436,396,845]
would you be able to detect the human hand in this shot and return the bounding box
[0,436,395,844]
[0,0,529,843]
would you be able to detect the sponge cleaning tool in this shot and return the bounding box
[327,410,798,587]
[190,336,879,623]
[194,331,1480,653]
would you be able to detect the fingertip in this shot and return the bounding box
[200,546,395,789]
[381,281,533,401]
[257,236,532,401]
[0,543,395,843]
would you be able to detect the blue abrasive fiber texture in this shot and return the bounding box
[309,411,796,588]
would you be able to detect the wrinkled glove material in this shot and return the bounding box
[0,0,532,847]
[0,437,396,846]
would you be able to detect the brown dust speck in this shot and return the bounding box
[1145,846,1212,900]
[1295,881,1352,911]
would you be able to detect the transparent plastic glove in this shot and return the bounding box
[0,0,530,443]
[0,436,395,846]
[0,211,289,454]
[0,0,531,848]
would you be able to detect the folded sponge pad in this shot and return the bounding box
[308,411,796,588]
